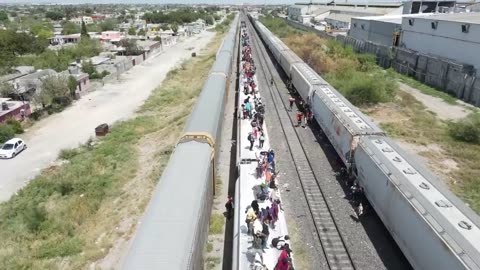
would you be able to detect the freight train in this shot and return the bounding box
[250,16,480,270]
[121,15,239,270]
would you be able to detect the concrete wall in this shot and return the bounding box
[401,17,480,70]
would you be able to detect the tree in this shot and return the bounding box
[67,76,78,97]
[99,18,117,31]
[10,11,17,18]
[62,21,80,35]
[33,75,71,109]
[153,36,162,49]
[0,11,9,22]
[84,8,93,16]
[0,81,14,98]
[128,27,136,36]
[137,29,145,36]
[81,21,89,38]
[64,7,76,20]
[160,24,170,31]
[118,39,141,56]
[171,23,178,35]
[45,11,64,21]
[81,60,96,76]
[205,16,214,26]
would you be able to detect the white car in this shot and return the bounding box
[0,138,27,159]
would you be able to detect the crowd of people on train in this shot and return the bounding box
[224,22,369,270]
[234,24,294,270]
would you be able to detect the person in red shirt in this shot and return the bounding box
[275,244,293,270]
[296,110,303,127]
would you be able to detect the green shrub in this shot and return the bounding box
[0,123,15,143]
[326,67,397,106]
[5,118,24,134]
[59,148,80,160]
[449,114,480,144]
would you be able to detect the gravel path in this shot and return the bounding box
[399,82,473,120]
[0,31,215,202]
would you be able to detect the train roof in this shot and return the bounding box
[314,84,384,135]
[184,73,227,141]
[122,142,212,269]
[293,62,327,86]
[211,51,232,75]
[359,136,480,269]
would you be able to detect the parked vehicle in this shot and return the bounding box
[0,138,27,159]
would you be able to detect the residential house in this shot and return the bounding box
[0,98,31,123]
[70,16,94,25]
[12,69,57,101]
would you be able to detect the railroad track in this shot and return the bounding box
[246,18,356,270]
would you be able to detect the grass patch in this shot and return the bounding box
[448,113,480,144]
[0,32,226,269]
[209,213,224,235]
[206,240,214,253]
[58,147,83,160]
[205,256,221,270]
[215,175,223,197]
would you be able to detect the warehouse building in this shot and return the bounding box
[400,12,480,70]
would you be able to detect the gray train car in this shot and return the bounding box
[290,62,326,102]
[278,49,303,79]
[310,84,384,167]
[122,142,213,269]
[354,136,480,270]
[122,15,238,270]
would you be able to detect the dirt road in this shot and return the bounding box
[0,31,215,202]
[399,82,473,120]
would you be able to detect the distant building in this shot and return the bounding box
[349,14,423,46]
[101,31,122,42]
[0,66,35,83]
[91,15,106,21]
[400,12,480,70]
[0,98,31,123]
[49,34,81,46]
[70,16,94,25]
[12,69,58,100]
[288,2,403,30]
[64,67,90,93]
[402,0,456,14]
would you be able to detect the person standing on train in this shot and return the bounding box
[246,207,256,235]
[245,101,252,119]
[225,197,234,220]
[296,110,303,127]
[259,132,265,149]
[288,97,295,111]
[248,132,255,151]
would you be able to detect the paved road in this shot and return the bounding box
[0,31,215,202]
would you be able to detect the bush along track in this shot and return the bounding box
[0,33,224,269]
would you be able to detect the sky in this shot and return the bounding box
[0,0,402,5]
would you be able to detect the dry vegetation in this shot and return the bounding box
[0,33,224,269]
[261,16,397,106]
[261,16,480,213]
